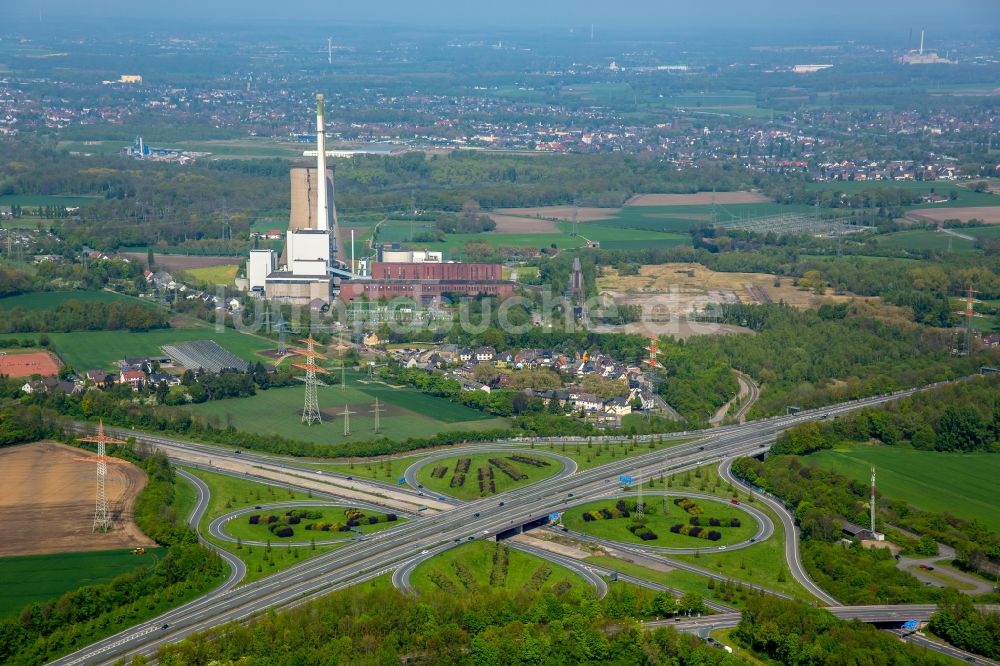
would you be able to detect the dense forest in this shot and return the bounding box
[151,580,950,665]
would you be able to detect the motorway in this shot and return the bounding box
[50,381,983,665]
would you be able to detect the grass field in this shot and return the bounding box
[875,229,978,253]
[410,540,587,596]
[805,180,1000,209]
[223,505,404,542]
[180,467,339,584]
[49,326,274,371]
[640,464,810,601]
[805,447,1000,533]
[415,452,564,501]
[584,555,753,611]
[0,290,146,311]
[605,203,820,234]
[563,497,755,549]
[181,264,239,286]
[0,547,168,616]
[187,376,508,446]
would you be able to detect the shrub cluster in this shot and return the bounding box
[478,465,496,494]
[453,561,477,591]
[628,523,659,540]
[430,466,448,479]
[524,565,552,592]
[489,457,527,481]
[670,523,723,541]
[689,516,741,528]
[674,497,703,515]
[489,544,510,587]
[508,454,551,468]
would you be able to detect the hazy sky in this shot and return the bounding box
[12,0,1000,35]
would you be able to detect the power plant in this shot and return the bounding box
[248,94,341,307]
[246,92,514,308]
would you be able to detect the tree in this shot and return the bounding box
[146,248,155,269]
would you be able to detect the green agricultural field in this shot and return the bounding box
[0,290,146,311]
[0,547,167,616]
[804,180,1000,209]
[967,225,1000,240]
[605,203,819,234]
[410,540,588,596]
[182,264,239,286]
[563,497,755,548]
[224,506,404,543]
[48,326,275,371]
[186,377,508,446]
[415,452,564,500]
[805,447,1000,533]
[875,229,978,253]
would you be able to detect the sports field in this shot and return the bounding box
[0,290,142,311]
[415,452,563,500]
[187,375,508,445]
[806,447,1000,532]
[0,194,101,208]
[0,547,168,616]
[49,327,274,371]
[0,350,61,378]
[410,540,587,596]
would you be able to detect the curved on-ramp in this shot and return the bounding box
[717,458,839,606]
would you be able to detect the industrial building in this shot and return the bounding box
[338,261,513,303]
[246,94,513,308]
[249,94,340,306]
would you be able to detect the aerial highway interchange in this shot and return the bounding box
[53,382,997,666]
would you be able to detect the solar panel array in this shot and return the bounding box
[162,340,251,374]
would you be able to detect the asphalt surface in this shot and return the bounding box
[50,381,977,665]
[718,457,839,606]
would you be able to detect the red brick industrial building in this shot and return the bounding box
[337,262,514,303]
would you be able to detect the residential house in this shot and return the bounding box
[119,368,146,389]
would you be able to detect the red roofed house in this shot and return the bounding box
[119,368,146,389]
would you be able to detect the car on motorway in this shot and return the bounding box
[161,623,169,630]
[473,512,480,517]
[254,505,262,509]
[718,545,727,550]
[499,501,505,506]
[421,550,429,555]
[730,499,740,505]
[482,530,489,535]
[316,470,323,475]
[567,492,574,498]
[235,450,241,454]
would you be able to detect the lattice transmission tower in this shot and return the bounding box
[75,421,129,532]
[292,336,329,425]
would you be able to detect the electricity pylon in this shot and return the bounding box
[75,421,129,532]
[369,397,385,434]
[291,336,329,425]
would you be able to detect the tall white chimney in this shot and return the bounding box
[919,30,924,55]
[315,94,329,232]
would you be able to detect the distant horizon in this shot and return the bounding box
[7,0,1000,39]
